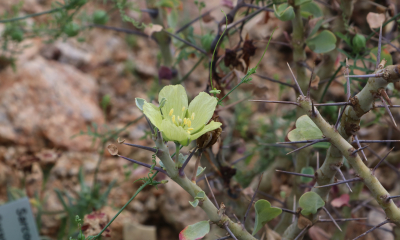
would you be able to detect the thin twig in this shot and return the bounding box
[351,145,370,156]
[231,154,252,165]
[353,219,390,240]
[287,62,305,96]
[281,208,297,215]
[388,195,400,200]
[316,152,319,170]
[257,191,286,206]
[175,7,217,33]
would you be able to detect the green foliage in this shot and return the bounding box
[306,30,337,53]
[352,34,366,53]
[179,221,210,240]
[288,115,323,141]
[299,192,325,215]
[273,4,295,21]
[370,46,393,66]
[300,2,322,18]
[300,167,314,183]
[92,10,109,25]
[252,200,282,235]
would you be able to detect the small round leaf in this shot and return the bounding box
[299,192,325,216]
[252,200,282,235]
[306,30,337,54]
[179,221,210,240]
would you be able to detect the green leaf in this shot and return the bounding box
[295,0,312,6]
[309,18,324,38]
[335,32,352,47]
[300,2,322,18]
[194,191,206,200]
[288,115,323,141]
[370,46,393,66]
[299,192,325,215]
[189,199,199,207]
[306,30,337,53]
[252,200,282,235]
[201,33,214,51]
[196,166,206,177]
[177,153,187,167]
[300,167,314,183]
[273,4,295,21]
[179,221,210,240]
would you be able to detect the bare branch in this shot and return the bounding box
[350,145,370,156]
[294,226,310,240]
[163,30,208,54]
[314,102,350,106]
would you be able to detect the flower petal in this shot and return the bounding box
[160,119,190,145]
[188,92,217,131]
[159,85,188,120]
[143,102,162,129]
[190,121,222,140]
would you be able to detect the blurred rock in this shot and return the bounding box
[0,53,103,151]
[123,223,156,240]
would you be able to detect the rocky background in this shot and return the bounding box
[0,0,400,240]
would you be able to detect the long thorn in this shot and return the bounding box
[244,173,264,224]
[118,155,167,175]
[277,139,328,144]
[179,148,198,177]
[367,146,400,176]
[345,58,351,100]
[294,225,309,240]
[292,195,296,223]
[163,30,208,54]
[335,105,347,130]
[380,89,393,106]
[205,175,219,209]
[311,100,316,117]
[224,224,238,240]
[315,102,350,106]
[307,66,315,98]
[286,139,328,155]
[275,169,314,178]
[231,154,252,165]
[322,207,342,232]
[319,217,367,222]
[257,191,286,206]
[379,96,398,128]
[254,74,295,88]
[249,100,299,106]
[375,105,400,108]
[354,135,368,161]
[191,151,203,182]
[351,145,370,156]
[333,166,352,192]
[287,62,305,96]
[121,142,157,153]
[373,147,394,173]
[281,208,298,214]
[388,195,400,200]
[314,178,361,188]
[376,24,383,69]
[345,73,384,78]
[355,139,400,143]
[353,219,389,240]
[175,7,217,33]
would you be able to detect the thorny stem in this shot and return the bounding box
[154,132,256,240]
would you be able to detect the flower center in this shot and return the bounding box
[169,108,195,134]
